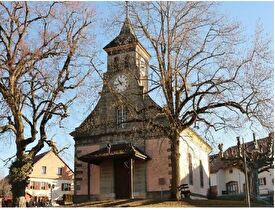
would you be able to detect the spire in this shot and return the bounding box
[103,1,137,50]
[125,1,129,20]
[119,1,135,36]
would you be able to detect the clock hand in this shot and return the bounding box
[118,79,122,85]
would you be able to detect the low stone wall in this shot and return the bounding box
[73,195,90,204]
[146,190,170,199]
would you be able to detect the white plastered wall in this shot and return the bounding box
[25,177,73,201]
[179,131,211,196]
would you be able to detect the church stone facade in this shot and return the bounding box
[71,17,212,203]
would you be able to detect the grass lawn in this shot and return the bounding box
[69,198,273,207]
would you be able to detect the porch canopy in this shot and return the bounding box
[78,143,150,165]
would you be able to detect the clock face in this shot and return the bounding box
[113,74,128,93]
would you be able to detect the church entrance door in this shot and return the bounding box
[114,159,130,199]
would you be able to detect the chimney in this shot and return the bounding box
[51,140,58,154]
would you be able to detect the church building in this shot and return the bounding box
[71,15,212,203]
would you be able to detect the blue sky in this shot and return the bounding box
[0,1,274,177]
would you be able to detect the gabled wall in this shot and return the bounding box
[30,151,73,180]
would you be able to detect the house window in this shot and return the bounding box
[29,181,35,189]
[117,106,127,128]
[258,177,266,186]
[229,168,233,173]
[226,181,238,194]
[199,160,204,188]
[41,182,46,190]
[41,166,47,174]
[57,167,63,175]
[62,183,71,191]
[188,153,193,185]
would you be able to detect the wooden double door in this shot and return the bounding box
[114,159,132,199]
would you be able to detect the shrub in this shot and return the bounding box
[62,194,73,204]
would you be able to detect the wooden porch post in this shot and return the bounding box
[130,158,134,199]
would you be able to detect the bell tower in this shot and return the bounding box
[103,5,150,94]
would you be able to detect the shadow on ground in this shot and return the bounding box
[69,198,273,208]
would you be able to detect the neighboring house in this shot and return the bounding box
[209,134,274,197]
[25,150,74,204]
[70,15,212,203]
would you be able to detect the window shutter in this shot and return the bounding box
[61,183,64,191]
[264,177,266,185]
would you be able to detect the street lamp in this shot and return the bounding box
[242,138,251,207]
[48,184,55,206]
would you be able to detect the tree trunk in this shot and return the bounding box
[11,181,27,207]
[9,155,33,207]
[250,169,259,200]
[170,131,181,200]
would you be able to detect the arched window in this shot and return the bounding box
[199,160,204,188]
[188,153,193,185]
[124,55,129,68]
[226,181,238,194]
[117,106,127,128]
[114,56,119,70]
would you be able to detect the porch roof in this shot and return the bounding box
[78,143,150,165]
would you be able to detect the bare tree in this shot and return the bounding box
[0,2,95,206]
[125,1,273,200]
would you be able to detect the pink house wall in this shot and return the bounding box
[75,145,100,195]
[146,138,171,191]
[90,164,100,194]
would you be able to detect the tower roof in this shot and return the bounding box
[103,17,138,50]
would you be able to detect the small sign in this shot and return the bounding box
[159,178,166,185]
